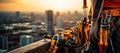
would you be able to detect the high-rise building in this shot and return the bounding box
[67,11,71,15]
[45,10,54,34]
[30,12,34,18]
[54,12,60,26]
[0,36,8,50]
[67,11,72,19]
[74,11,78,15]
[16,11,20,18]
[56,12,60,16]
[56,12,62,28]
[20,35,34,47]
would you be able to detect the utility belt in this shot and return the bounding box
[98,10,120,53]
[103,9,120,16]
[101,9,120,31]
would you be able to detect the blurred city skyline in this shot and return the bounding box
[0,0,90,52]
[0,0,91,12]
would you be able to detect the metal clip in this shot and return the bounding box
[52,34,60,46]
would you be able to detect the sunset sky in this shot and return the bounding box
[0,0,91,12]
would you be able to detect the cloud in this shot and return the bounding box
[0,0,16,3]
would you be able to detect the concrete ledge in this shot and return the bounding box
[8,39,51,53]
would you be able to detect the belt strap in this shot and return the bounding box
[103,9,120,16]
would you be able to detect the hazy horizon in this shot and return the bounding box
[0,0,91,13]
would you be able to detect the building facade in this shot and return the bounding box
[0,36,8,50]
[45,10,54,34]
[16,11,20,18]
[20,35,34,47]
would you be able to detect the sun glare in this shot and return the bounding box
[20,0,86,11]
[0,0,91,12]
[52,0,67,10]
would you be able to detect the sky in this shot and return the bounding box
[0,0,91,12]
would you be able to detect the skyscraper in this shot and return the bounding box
[0,36,8,50]
[56,12,62,28]
[54,12,60,25]
[68,11,71,15]
[45,10,54,34]
[74,11,78,15]
[30,12,34,18]
[56,12,60,16]
[16,11,20,18]
[20,35,34,47]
